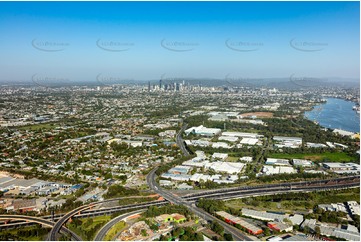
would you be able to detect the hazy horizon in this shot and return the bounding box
[0,1,359,82]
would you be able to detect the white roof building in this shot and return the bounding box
[195,150,206,159]
[190,173,220,182]
[222,132,263,138]
[212,153,228,160]
[322,162,360,173]
[273,136,302,143]
[306,142,327,148]
[182,159,210,168]
[301,219,360,241]
[326,142,336,148]
[273,136,302,148]
[205,162,245,174]
[265,158,291,166]
[292,159,313,167]
[160,173,191,181]
[318,203,348,213]
[184,125,221,136]
[262,165,296,175]
[208,114,228,122]
[240,156,253,163]
[189,140,211,147]
[240,138,259,146]
[347,201,360,216]
[333,129,355,137]
[218,136,239,142]
[212,142,232,149]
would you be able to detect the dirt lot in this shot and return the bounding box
[239,112,274,118]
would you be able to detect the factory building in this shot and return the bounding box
[184,125,221,136]
[216,211,263,235]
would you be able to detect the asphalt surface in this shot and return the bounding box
[48,204,93,241]
[176,123,190,156]
[147,167,253,241]
[1,175,358,240]
[0,214,82,241]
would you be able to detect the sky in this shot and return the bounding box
[0,1,359,83]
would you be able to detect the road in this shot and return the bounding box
[47,204,90,240]
[47,199,167,241]
[147,167,253,241]
[0,214,82,241]
[176,123,190,156]
[182,175,360,200]
[1,175,358,239]
[94,209,145,241]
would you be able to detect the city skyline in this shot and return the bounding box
[0,1,359,82]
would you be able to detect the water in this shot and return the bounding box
[304,98,360,133]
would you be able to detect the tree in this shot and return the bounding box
[303,226,311,234]
[224,233,233,241]
[315,226,321,236]
[211,221,224,236]
[141,229,147,237]
[264,227,271,236]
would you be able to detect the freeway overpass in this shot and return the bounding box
[47,200,168,241]
[147,166,253,241]
[0,214,82,241]
[147,167,359,241]
[183,175,360,201]
[1,175,359,240]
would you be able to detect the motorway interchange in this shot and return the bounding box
[0,173,359,241]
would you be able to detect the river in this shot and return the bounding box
[304,98,360,133]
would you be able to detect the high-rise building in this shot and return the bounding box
[159,79,162,89]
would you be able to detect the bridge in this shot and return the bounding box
[1,175,359,240]
[0,214,82,241]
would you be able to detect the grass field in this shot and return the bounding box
[225,188,360,214]
[268,152,355,162]
[103,221,127,241]
[226,156,240,162]
[69,215,111,240]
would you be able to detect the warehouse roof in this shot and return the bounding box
[216,211,262,234]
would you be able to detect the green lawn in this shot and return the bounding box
[68,215,111,240]
[268,152,355,162]
[226,156,240,162]
[103,221,127,241]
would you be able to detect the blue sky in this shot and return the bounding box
[0,1,359,82]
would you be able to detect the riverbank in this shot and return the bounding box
[304,98,360,133]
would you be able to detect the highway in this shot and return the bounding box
[47,203,94,241]
[94,209,145,241]
[47,199,168,241]
[182,175,360,200]
[0,215,82,241]
[176,123,190,156]
[147,167,253,241]
[0,175,359,240]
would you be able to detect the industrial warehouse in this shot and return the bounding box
[216,211,263,235]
